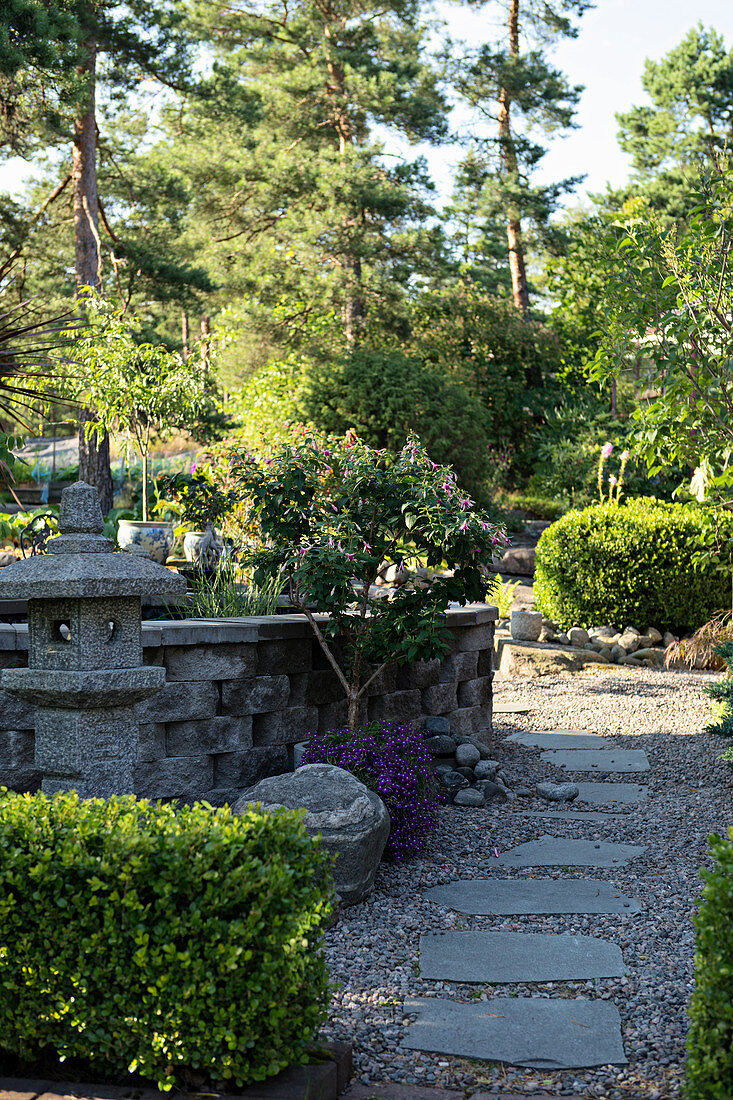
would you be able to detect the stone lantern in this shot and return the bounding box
[0,481,186,797]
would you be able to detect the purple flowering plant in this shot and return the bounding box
[231,431,506,730]
[300,721,442,860]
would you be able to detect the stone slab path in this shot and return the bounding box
[495,835,646,868]
[419,930,625,983]
[507,731,612,749]
[540,748,650,773]
[574,781,648,805]
[518,809,627,822]
[426,878,641,915]
[403,997,628,1069]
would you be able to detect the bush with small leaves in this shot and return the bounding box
[0,791,334,1091]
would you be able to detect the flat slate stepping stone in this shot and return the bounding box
[496,835,646,868]
[402,996,628,1068]
[518,810,627,822]
[493,703,530,714]
[507,731,612,750]
[541,748,650,773]
[575,782,648,806]
[425,878,640,915]
[419,930,625,983]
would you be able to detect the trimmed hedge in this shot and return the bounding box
[0,791,334,1090]
[685,830,733,1098]
[534,498,731,634]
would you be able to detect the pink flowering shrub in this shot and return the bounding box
[231,432,506,730]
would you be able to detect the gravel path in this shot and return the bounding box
[321,665,732,1098]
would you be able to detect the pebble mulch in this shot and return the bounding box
[321,665,732,1098]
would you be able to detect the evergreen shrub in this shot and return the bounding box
[534,498,731,634]
[0,791,334,1090]
[685,829,733,1098]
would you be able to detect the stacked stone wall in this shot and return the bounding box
[0,606,496,804]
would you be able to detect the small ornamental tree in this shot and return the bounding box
[65,291,211,519]
[233,432,506,731]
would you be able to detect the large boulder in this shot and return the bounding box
[232,764,390,906]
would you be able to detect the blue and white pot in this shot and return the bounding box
[117,520,175,565]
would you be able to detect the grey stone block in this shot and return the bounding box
[422,682,458,715]
[452,624,494,653]
[364,665,398,696]
[137,679,218,723]
[164,642,257,681]
[477,649,493,677]
[288,672,309,706]
[425,878,641,915]
[0,690,35,727]
[134,755,214,800]
[221,675,290,715]
[8,728,34,769]
[137,722,166,762]
[438,652,478,683]
[507,730,611,750]
[420,929,625,982]
[541,748,650,773]
[497,835,647,868]
[36,705,136,797]
[256,638,312,676]
[457,676,492,708]
[252,711,284,745]
[403,996,627,1068]
[213,745,288,791]
[317,700,349,734]
[280,706,319,741]
[399,658,441,690]
[143,645,164,666]
[305,669,345,707]
[165,716,253,756]
[449,705,491,737]
[367,689,421,724]
[575,782,648,806]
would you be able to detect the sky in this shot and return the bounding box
[2,0,733,207]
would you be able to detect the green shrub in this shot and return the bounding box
[0,791,334,1090]
[534,498,731,634]
[685,829,733,1098]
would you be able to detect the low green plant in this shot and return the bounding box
[534,498,733,634]
[704,642,733,738]
[0,790,333,1091]
[187,558,284,617]
[486,573,521,617]
[684,828,733,1097]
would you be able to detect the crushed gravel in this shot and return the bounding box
[321,665,732,1098]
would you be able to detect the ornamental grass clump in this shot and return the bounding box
[0,790,334,1091]
[300,721,441,861]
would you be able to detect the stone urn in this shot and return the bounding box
[510,609,543,641]
[117,519,175,564]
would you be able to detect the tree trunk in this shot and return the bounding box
[182,310,190,359]
[74,36,114,514]
[498,0,530,315]
[343,254,364,346]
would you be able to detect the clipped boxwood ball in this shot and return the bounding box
[0,791,334,1090]
[534,498,731,635]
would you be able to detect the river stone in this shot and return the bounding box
[456,766,476,781]
[496,835,647,868]
[568,627,590,647]
[419,929,625,982]
[453,787,485,807]
[232,763,389,906]
[536,781,579,802]
[437,769,469,794]
[426,734,455,756]
[507,731,610,750]
[455,742,481,768]
[510,609,543,641]
[618,631,640,653]
[474,759,501,780]
[541,748,650,773]
[425,878,641,915]
[402,996,627,1068]
[424,716,450,735]
[476,779,509,800]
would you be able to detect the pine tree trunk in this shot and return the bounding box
[343,254,364,346]
[73,36,113,513]
[498,0,530,316]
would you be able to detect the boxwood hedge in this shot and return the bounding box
[534,498,731,634]
[0,791,334,1090]
[685,830,733,1098]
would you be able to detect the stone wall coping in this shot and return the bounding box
[0,603,497,651]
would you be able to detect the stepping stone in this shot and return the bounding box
[507,731,611,750]
[402,996,628,1068]
[541,748,650,773]
[519,810,627,823]
[425,878,641,915]
[496,835,646,868]
[493,702,530,714]
[575,782,648,806]
[419,930,625,983]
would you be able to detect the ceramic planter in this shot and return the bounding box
[183,528,224,566]
[117,519,175,565]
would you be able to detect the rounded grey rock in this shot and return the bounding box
[438,770,470,793]
[424,716,451,735]
[453,787,485,807]
[536,780,580,803]
[510,609,543,641]
[474,759,500,780]
[426,734,455,756]
[475,779,508,801]
[456,766,476,781]
[455,742,481,769]
[568,627,590,647]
